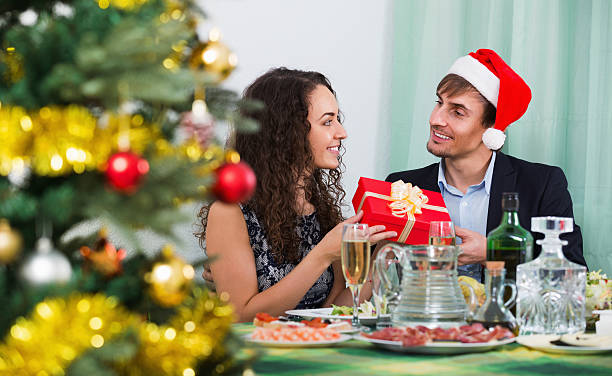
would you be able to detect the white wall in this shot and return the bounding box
[199,0,394,217]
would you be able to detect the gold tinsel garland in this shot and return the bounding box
[0,289,234,375]
[97,0,149,11]
[0,104,160,177]
[0,103,224,179]
[122,289,234,375]
[0,294,140,375]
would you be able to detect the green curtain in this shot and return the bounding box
[389,0,612,274]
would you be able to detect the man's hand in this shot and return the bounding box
[455,226,486,265]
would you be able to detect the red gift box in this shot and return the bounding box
[352,177,451,245]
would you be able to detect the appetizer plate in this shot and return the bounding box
[517,334,612,355]
[285,307,390,325]
[244,333,352,348]
[355,333,515,355]
[334,327,361,334]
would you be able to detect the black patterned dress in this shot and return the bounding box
[240,205,334,309]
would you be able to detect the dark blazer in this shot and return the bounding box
[386,152,587,267]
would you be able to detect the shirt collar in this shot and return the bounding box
[482,152,496,195]
[437,152,496,195]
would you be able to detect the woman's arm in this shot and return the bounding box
[207,201,339,322]
[321,261,346,307]
[332,277,374,306]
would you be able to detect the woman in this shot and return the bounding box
[197,68,395,322]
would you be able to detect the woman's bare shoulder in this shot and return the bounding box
[208,201,244,221]
[206,202,250,255]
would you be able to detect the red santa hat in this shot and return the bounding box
[447,49,532,150]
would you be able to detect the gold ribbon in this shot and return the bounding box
[356,180,448,242]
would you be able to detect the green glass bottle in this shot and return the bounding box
[486,192,533,282]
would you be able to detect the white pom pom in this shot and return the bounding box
[482,128,506,150]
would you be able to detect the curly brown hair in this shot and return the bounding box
[196,67,346,264]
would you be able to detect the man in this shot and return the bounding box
[387,49,587,280]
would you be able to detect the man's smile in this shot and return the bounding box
[432,129,453,141]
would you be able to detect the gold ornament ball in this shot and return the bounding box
[146,246,195,307]
[0,219,23,264]
[225,149,241,164]
[189,40,237,82]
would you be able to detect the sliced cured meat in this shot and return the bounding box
[431,326,460,341]
[458,322,486,336]
[489,325,514,340]
[364,327,404,341]
[363,323,514,347]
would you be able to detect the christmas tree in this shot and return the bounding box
[0,0,259,374]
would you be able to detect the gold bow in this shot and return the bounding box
[388,180,429,218]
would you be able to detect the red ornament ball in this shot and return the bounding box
[213,162,256,203]
[105,151,150,192]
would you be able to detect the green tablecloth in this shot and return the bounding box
[233,323,612,376]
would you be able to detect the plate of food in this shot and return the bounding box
[245,326,352,348]
[354,323,515,355]
[253,312,357,333]
[286,303,390,325]
[516,333,612,355]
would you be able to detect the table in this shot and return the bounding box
[233,323,612,376]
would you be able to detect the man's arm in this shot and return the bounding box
[537,167,587,267]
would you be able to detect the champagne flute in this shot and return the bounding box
[341,223,370,328]
[429,221,456,246]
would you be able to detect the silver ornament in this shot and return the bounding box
[53,3,75,18]
[18,10,38,26]
[7,164,31,188]
[19,237,72,287]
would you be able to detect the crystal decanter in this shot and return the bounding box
[516,217,586,335]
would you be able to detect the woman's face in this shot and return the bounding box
[307,85,347,169]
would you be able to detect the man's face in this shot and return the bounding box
[426,90,489,159]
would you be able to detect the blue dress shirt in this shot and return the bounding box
[437,152,496,282]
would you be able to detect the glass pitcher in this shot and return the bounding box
[376,243,478,328]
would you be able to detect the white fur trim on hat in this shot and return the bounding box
[448,55,500,107]
[482,128,506,150]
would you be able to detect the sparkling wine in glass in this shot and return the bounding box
[341,223,370,328]
[429,221,456,246]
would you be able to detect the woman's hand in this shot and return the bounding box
[369,225,397,245]
[315,211,363,264]
[315,211,397,265]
